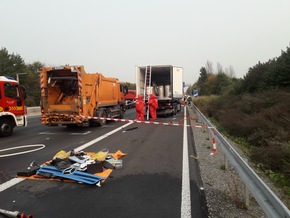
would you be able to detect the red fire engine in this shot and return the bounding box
[0,76,27,137]
[125,89,136,109]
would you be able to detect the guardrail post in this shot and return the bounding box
[244,183,250,208]
[224,153,228,170]
[243,158,250,207]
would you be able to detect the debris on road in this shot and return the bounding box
[0,208,33,218]
[17,149,126,186]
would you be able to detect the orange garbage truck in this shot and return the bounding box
[0,76,27,137]
[40,65,128,127]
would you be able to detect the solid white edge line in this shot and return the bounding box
[181,107,192,217]
[0,122,133,192]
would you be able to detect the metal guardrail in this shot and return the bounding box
[27,107,40,116]
[192,104,290,218]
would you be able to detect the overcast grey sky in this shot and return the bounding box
[1,0,290,83]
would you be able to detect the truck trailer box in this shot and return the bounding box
[135,65,183,116]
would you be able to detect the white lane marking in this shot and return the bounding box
[0,178,26,192]
[74,122,132,152]
[39,131,55,135]
[181,108,192,217]
[70,131,91,135]
[0,144,46,158]
[40,131,91,135]
[0,122,133,192]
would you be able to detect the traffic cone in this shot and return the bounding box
[210,137,217,155]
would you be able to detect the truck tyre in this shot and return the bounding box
[177,103,181,112]
[174,104,178,115]
[66,124,78,128]
[0,119,14,137]
[97,110,107,126]
[171,104,177,116]
[119,105,124,119]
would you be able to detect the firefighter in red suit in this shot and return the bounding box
[148,94,158,120]
[135,95,145,121]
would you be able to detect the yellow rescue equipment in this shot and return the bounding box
[53,150,72,160]
[90,148,109,162]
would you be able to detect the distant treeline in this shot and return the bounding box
[192,46,290,96]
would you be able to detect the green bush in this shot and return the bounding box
[197,90,290,199]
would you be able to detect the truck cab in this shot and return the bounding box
[0,76,27,137]
[125,89,136,109]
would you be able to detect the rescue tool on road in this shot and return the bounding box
[0,208,33,218]
[39,65,128,127]
[0,76,27,137]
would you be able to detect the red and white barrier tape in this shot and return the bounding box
[42,113,213,129]
[82,115,213,129]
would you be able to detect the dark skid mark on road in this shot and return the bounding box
[122,127,138,132]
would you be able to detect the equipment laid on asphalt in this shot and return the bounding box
[104,157,123,169]
[90,148,109,162]
[0,76,27,137]
[39,65,128,127]
[17,150,126,186]
[0,208,33,218]
[16,161,40,177]
[36,165,103,186]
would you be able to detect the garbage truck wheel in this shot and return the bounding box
[119,105,124,119]
[98,110,107,126]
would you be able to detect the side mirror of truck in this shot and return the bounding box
[20,85,27,100]
[123,85,128,95]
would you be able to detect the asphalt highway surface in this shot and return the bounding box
[0,107,207,218]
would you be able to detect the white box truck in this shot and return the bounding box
[135,65,183,116]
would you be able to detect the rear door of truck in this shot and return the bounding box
[135,66,144,97]
[172,67,183,98]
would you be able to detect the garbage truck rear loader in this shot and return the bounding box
[40,65,127,127]
[135,65,183,117]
